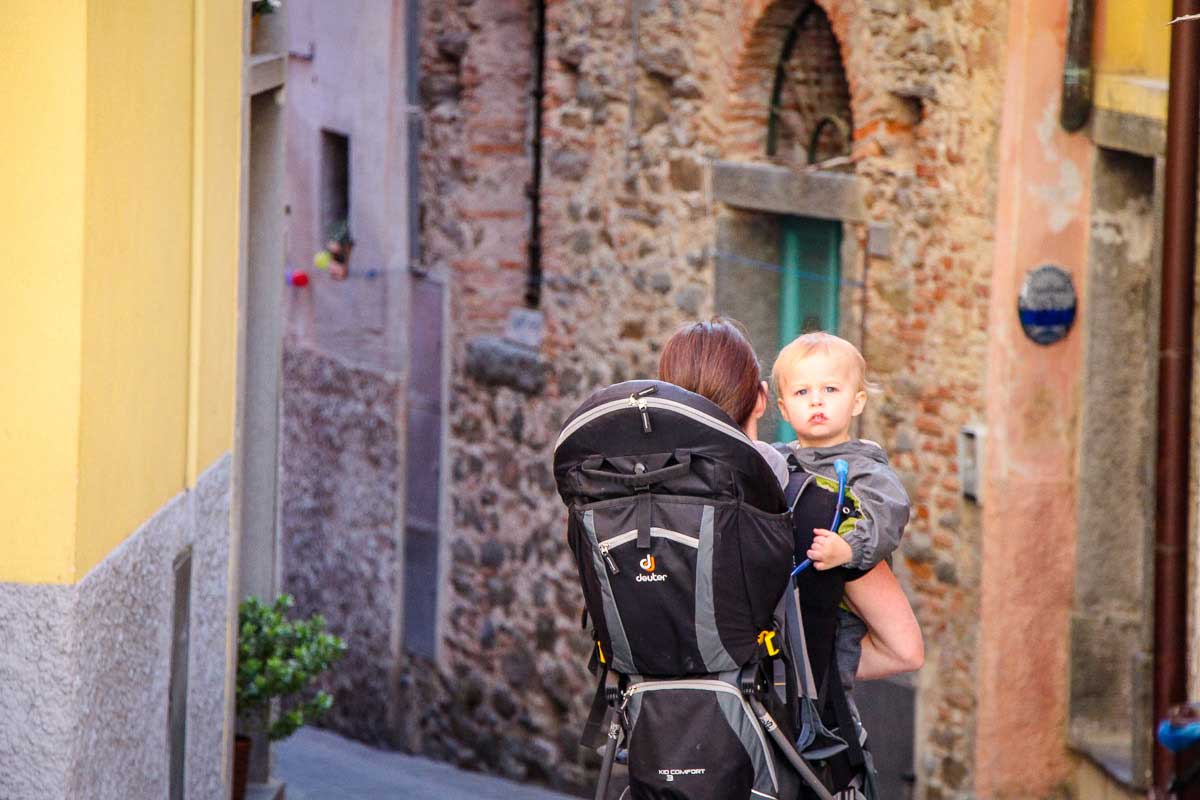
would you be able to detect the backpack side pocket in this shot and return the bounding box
[624,677,780,800]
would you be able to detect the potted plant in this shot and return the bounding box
[233,594,346,800]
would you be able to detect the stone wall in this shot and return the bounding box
[279,0,1008,795]
[808,3,1007,796]
[280,343,403,746]
[411,0,595,788]
[414,0,1008,795]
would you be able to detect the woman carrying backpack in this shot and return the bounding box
[656,317,923,683]
[554,316,922,800]
[657,317,923,798]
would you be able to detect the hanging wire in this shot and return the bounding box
[288,249,862,290]
[712,248,864,288]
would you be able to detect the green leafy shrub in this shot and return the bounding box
[236,594,347,741]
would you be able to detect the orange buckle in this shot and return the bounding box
[596,641,606,664]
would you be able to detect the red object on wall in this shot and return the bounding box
[287,270,310,287]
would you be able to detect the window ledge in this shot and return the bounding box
[246,53,285,96]
[711,159,866,223]
[1070,733,1146,792]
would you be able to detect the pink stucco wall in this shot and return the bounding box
[977,0,1094,795]
[284,0,412,372]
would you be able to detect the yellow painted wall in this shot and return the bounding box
[1094,0,1171,120]
[0,2,243,583]
[188,1,245,484]
[0,2,87,584]
[76,0,196,577]
[1095,0,1171,78]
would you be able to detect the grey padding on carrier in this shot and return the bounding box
[695,504,739,672]
[582,509,634,670]
[711,689,779,799]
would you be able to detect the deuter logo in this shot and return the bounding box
[636,554,666,581]
[638,556,667,582]
[659,768,706,782]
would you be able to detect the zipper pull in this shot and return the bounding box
[600,543,620,574]
[629,385,657,434]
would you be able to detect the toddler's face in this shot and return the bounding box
[776,349,867,448]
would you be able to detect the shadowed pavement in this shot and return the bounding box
[276,726,582,800]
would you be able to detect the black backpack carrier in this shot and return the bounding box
[554,380,871,800]
[780,455,875,798]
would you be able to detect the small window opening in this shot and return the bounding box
[320,130,350,239]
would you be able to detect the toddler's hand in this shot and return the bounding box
[807,528,852,570]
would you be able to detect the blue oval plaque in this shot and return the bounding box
[1018,264,1077,345]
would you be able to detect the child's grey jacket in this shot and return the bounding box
[784,439,910,570]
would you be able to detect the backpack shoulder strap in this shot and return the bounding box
[826,667,867,771]
[783,461,813,511]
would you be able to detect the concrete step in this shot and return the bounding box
[245,781,284,800]
[275,727,582,800]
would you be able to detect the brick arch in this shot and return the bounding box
[723,0,872,165]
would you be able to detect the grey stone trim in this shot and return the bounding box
[711,159,866,223]
[0,456,233,800]
[464,335,548,395]
[1068,149,1158,793]
[1091,107,1165,158]
[866,223,891,260]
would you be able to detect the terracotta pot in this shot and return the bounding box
[232,735,252,800]
[250,15,262,54]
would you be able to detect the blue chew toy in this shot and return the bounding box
[792,458,849,577]
[1158,719,1200,753]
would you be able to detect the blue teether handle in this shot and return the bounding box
[791,460,850,578]
[1158,719,1200,753]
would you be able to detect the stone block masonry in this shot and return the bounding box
[280,343,404,746]
[281,0,1009,796]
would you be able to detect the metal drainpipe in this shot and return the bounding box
[1060,0,1093,132]
[1155,1,1200,794]
[406,0,421,273]
[526,0,545,308]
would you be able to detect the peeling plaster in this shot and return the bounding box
[1032,101,1084,234]
[1091,197,1155,267]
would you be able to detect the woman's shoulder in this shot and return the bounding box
[750,440,791,490]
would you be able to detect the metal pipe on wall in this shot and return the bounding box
[405,0,421,273]
[1060,0,1093,132]
[1155,1,1200,795]
[526,0,545,308]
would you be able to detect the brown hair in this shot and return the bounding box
[658,317,763,427]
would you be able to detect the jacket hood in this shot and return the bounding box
[784,439,890,473]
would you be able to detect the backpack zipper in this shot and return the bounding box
[630,385,656,433]
[555,395,752,451]
[597,541,620,574]
[595,528,700,574]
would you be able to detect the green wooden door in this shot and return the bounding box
[778,216,842,441]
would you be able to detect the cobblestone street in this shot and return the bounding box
[277,727,581,800]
